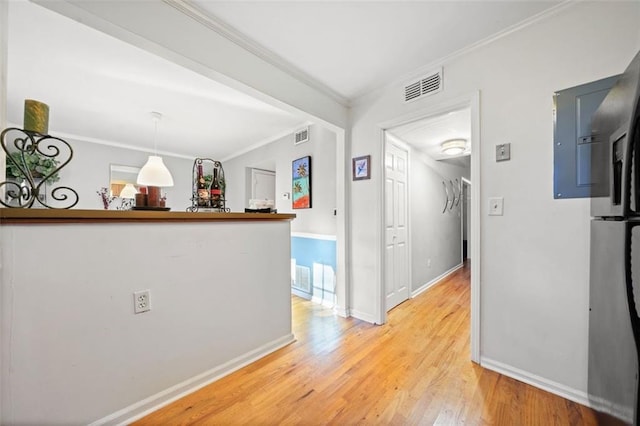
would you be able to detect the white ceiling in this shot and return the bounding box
[192,0,563,100]
[387,108,471,161]
[7,0,562,159]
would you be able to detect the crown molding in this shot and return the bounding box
[7,121,312,164]
[350,0,577,107]
[6,122,197,160]
[163,0,350,108]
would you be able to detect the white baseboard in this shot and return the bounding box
[350,309,376,324]
[411,262,463,298]
[480,357,632,424]
[334,306,349,318]
[291,287,312,300]
[90,334,296,426]
[584,390,634,423]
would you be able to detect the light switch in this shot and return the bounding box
[488,197,504,216]
[496,143,511,162]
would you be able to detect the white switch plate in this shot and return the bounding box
[488,197,504,216]
[496,143,511,161]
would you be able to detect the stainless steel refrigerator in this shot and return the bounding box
[589,50,640,424]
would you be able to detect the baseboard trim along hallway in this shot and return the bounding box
[411,262,463,298]
[480,357,633,424]
[90,334,296,426]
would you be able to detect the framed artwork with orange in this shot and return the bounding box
[292,156,311,209]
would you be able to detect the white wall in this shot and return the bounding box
[1,220,293,424]
[410,150,469,292]
[44,137,193,211]
[0,2,6,422]
[349,0,640,402]
[224,124,337,235]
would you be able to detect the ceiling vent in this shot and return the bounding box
[404,68,443,103]
[294,127,309,145]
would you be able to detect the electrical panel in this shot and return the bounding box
[553,75,619,199]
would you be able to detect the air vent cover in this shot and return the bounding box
[294,127,309,145]
[404,68,443,103]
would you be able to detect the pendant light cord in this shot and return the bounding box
[151,111,162,155]
[154,117,158,155]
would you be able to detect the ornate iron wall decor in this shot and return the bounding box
[1,127,78,209]
[187,157,229,212]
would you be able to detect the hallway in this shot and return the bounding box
[135,263,608,424]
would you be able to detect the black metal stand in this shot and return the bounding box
[1,127,78,209]
[186,157,229,212]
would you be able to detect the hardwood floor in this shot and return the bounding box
[134,262,616,425]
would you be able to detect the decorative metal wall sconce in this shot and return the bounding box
[1,127,78,209]
[442,178,461,213]
[442,181,450,213]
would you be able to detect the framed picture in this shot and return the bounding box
[352,155,371,181]
[292,156,312,209]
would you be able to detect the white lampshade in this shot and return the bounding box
[441,139,467,156]
[119,183,138,199]
[136,155,174,187]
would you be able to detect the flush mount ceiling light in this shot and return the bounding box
[440,139,467,156]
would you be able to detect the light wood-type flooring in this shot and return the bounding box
[134,262,622,425]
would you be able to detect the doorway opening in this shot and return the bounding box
[247,167,275,210]
[378,92,481,362]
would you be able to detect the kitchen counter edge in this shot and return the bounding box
[0,208,296,224]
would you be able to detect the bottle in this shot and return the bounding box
[196,164,209,207]
[210,167,222,209]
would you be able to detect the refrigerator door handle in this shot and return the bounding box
[625,222,640,425]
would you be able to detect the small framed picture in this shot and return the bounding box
[352,155,371,181]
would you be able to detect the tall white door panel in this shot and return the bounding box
[384,140,409,311]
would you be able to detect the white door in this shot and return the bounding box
[251,169,275,201]
[385,140,409,311]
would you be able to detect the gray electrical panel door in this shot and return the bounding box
[553,75,619,199]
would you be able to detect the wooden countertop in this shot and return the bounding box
[0,208,296,224]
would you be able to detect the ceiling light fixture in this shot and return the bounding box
[440,139,467,156]
[137,112,174,188]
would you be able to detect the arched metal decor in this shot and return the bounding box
[0,127,78,209]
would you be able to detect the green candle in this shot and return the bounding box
[23,99,49,134]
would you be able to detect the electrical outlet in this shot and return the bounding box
[427,258,432,268]
[133,290,150,314]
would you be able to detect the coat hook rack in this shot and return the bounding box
[454,178,461,207]
[449,180,456,210]
[442,180,449,213]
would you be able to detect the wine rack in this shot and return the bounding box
[187,158,229,212]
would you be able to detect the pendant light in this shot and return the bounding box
[119,183,138,199]
[137,112,174,187]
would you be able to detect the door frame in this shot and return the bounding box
[249,167,276,203]
[376,91,481,363]
[461,177,472,261]
[383,134,412,312]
